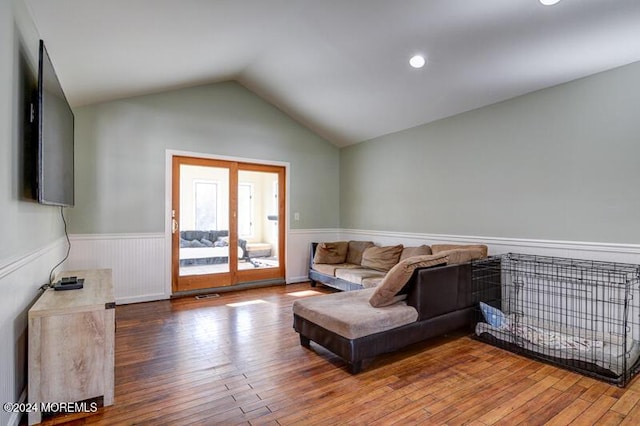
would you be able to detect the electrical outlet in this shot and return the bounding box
[294,212,300,221]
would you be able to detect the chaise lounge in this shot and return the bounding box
[294,245,494,373]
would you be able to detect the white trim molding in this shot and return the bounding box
[0,237,67,281]
[69,233,163,241]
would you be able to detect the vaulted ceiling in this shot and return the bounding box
[24,0,640,146]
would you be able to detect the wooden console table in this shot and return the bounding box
[28,269,115,425]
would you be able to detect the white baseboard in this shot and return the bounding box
[115,293,169,305]
[7,389,27,426]
[287,276,310,284]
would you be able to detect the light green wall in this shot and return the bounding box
[1,1,68,422]
[340,60,640,244]
[68,81,340,234]
[61,35,640,244]
[1,0,62,261]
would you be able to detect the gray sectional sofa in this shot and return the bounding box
[180,230,248,265]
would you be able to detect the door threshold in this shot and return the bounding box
[171,279,285,299]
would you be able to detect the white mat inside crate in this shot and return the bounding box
[476,315,640,376]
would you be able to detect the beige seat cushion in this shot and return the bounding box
[311,263,361,276]
[437,248,487,265]
[361,276,384,288]
[313,241,349,264]
[431,244,488,258]
[334,268,386,285]
[293,288,418,340]
[361,244,404,272]
[345,241,375,265]
[400,245,432,261]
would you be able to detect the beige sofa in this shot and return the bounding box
[308,241,486,292]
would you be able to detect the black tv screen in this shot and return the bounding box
[37,40,74,207]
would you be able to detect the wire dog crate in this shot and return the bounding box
[472,253,640,386]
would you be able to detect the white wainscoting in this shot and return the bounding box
[286,229,340,283]
[65,230,640,306]
[340,229,640,264]
[67,230,341,304]
[67,233,167,305]
[0,237,67,426]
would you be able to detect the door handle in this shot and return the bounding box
[172,218,178,234]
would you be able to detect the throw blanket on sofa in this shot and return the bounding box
[369,247,487,307]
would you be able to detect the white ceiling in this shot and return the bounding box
[24,0,640,147]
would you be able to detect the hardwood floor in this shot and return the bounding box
[36,283,640,425]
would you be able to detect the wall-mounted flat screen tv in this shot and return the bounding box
[36,39,74,207]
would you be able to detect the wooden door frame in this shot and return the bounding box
[164,150,289,297]
[171,156,239,292]
[235,163,286,284]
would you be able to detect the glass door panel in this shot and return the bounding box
[179,164,231,277]
[237,170,280,271]
[172,156,238,292]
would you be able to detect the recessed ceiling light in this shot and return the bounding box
[409,55,425,69]
[540,0,561,5]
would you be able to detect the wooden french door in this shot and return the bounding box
[172,156,286,293]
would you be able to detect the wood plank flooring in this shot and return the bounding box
[35,283,640,425]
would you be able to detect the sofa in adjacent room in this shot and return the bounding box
[180,230,248,265]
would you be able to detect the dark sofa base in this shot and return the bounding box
[294,307,475,373]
